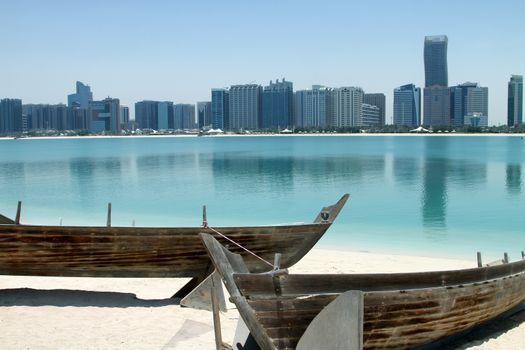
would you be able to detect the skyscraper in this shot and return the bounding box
[229,84,262,130]
[0,98,23,133]
[67,81,93,108]
[508,75,523,126]
[423,86,451,126]
[68,106,89,130]
[157,102,173,130]
[174,104,196,130]
[295,85,333,128]
[451,83,489,126]
[211,89,229,130]
[262,79,293,129]
[424,35,448,88]
[197,101,212,129]
[333,87,363,127]
[22,104,68,131]
[424,35,450,126]
[120,106,130,127]
[364,93,386,125]
[360,104,381,127]
[135,100,160,130]
[393,84,421,126]
[89,98,120,132]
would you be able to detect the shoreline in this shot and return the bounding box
[1,132,525,141]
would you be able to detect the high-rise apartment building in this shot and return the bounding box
[423,86,451,126]
[197,101,212,129]
[262,79,293,129]
[0,98,23,133]
[451,83,488,126]
[67,81,93,108]
[89,98,120,132]
[157,102,174,130]
[229,84,262,130]
[68,106,89,130]
[135,101,175,130]
[295,85,333,128]
[508,75,523,126]
[333,87,363,127]
[174,104,196,130]
[211,89,229,130]
[293,91,306,127]
[424,36,448,88]
[135,101,159,130]
[361,104,381,127]
[364,93,386,125]
[120,106,130,126]
[393,84,421,126]
[22,104,68,131]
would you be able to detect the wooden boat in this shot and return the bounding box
[201,233,525,350]
[0,194,348,298]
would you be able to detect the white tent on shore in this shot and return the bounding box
[409,126,431,133]
[207,128,224,135]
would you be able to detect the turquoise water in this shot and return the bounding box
[0,135,524,261]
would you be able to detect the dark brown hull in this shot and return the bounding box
[0,194,349,278]
[240,270,525,349]
[201,233,525,350]
[0,223,329,278]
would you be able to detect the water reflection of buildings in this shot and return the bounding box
[422,139,487,233]
[506,138,523,194]
[210,153,386,194]
[506,165,522,194]
[391,138,488,234]
[421,157,448,231]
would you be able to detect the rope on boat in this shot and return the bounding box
[205,225,275,269]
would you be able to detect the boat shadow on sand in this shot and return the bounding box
[0,288,180,307]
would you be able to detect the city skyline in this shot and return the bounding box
[1,1,524,125]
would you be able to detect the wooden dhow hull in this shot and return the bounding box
[201,233,525,350]
[0,194,348,278]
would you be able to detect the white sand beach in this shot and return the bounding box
[0,248,524,349]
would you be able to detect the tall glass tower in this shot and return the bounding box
[262,79,293,129]
[393,84,421,126]
[508,75,523,126]
[424,35,448,87]
[211,89,229,130]
[67,81,93,108]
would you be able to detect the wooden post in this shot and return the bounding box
[476,252,482,268]
[15,201,21,225]
[273,253,282,270]
[106,203,112,227]
[504,252,509,264]
[202,205,208,228]
[211,272,223,350]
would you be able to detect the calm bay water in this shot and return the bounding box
[0,135,524,260]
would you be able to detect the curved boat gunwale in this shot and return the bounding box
[201,232,525,350]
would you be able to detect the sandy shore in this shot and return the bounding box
[0,248,523,349]
[1,132,525,141]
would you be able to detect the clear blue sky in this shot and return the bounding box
[1,0,524,125]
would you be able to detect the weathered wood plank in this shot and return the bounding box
[0,221,331,278]
[204,233,525,350]
[234,260,525,297]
